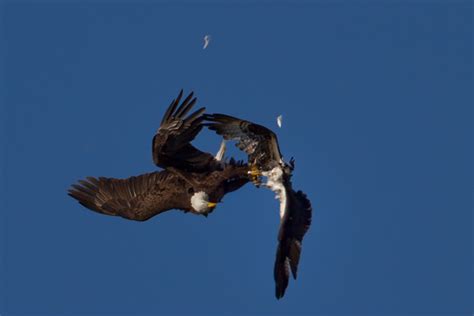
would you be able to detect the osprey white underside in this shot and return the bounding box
[262,166,287,219]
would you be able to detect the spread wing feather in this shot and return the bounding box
[274,188,312,299]
[153,90,220,172]
[68,171,189,221]
[204,113,282,169]
[205,112,312,299]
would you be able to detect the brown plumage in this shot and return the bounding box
[152,90,222,172]
[274,184,312,299]
[68,162,250,221]
[69,90,251,220]
[204,113,283,171]
[204,113,312,299]
[69,90,311,300]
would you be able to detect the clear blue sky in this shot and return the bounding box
[1,1,472,315]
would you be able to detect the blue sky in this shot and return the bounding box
[1,1,472,315]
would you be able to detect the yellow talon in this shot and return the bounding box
[248,165,262,187]
[248,165,262,177]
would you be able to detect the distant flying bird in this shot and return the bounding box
[69,91,250,220]
[203,34,211,49]
[277,115,283,128]
[204,113,312,299]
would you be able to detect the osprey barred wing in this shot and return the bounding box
[153,90,221,172]
[204,112,312,299]
[68,171,189,221]
[203,113,283,169]
[274,188,312,299]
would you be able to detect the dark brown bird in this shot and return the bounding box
[204,113,312,299]
[69,91,251,220]
[152,90,224,173]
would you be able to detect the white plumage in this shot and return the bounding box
[262,167,287,219]
[203,35,211,49]
[277,115,283,128]
[190,191,211,213]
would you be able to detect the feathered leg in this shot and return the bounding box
[215,140,226,161]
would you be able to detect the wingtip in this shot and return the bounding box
[174,93,197,118]
[275,286,286,300]
[275,286,288,300]
[291,268,298,280]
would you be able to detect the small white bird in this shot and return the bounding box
[203,35,211,49]
[277,115,283,128]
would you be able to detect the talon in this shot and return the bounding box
[251,179,261,188]
[248,164,262,177]
[247,164,263,187]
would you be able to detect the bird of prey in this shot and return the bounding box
[68,91,250,221]
[152,90,223,173]
[204,113,312,299]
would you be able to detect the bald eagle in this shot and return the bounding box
[68,91,250,220]
[204,113,312,299]
[152,90,224,173]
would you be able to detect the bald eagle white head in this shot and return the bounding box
[191,191,217,213]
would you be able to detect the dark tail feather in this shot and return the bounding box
[274,242,290,299]
[274,237,303,299]
[288,239,302,279]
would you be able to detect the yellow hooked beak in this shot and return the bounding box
[207,202,218,208]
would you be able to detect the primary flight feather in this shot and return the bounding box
[69,91,251,220]
[69,91,312,300]
[204,113,312,299]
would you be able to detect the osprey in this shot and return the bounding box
[68,91,250,220]
[204,113,312,299]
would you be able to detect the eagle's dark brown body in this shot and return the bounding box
[69,161,249,221]
[69,91,251,221]
[69,90,312,300]
[176,163,250,205]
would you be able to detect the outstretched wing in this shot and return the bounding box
[153,90,220,172]
[274,186,312,299]
[68,171,190,221]
[204,113,282,169]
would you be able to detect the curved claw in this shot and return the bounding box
[248,164,262,177]
[248,164,263,187]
